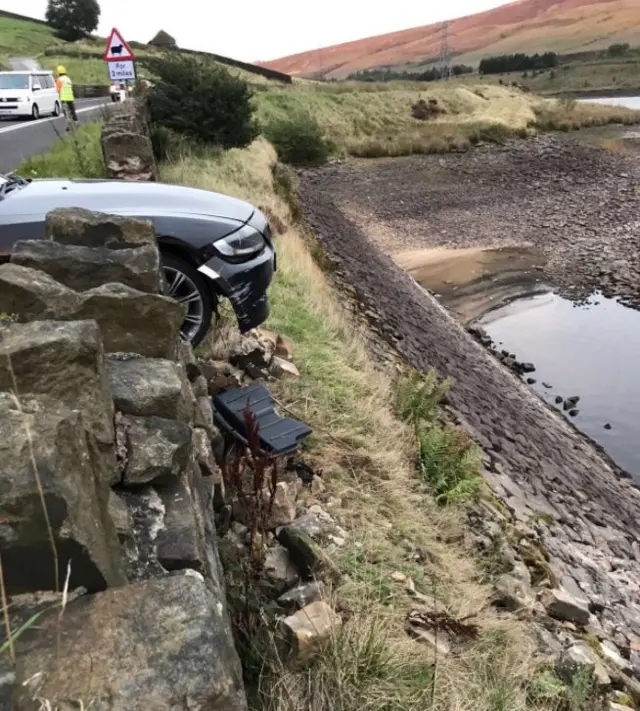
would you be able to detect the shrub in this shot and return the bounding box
[263,113,331,166]
[144,54,258,149]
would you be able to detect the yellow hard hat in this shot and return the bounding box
[57,65,66,75]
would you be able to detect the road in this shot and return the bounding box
[0,98,109,173]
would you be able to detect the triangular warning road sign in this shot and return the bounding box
[103,28,135,61]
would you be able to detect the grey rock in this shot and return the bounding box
[493,572,535,612]
[74,283,184,358]
[154,474,203,572]
[122,415,192,485]
[601,640,632,674]
[278,581,326,611]
[228,331,275,373]
[277,524,340,582]
[46,207,156,250]
[108,490,134,539]
[0,320,117,484]
[13,572,247,711]
[107,356,192,420]
[194,393,217,435]
[12,239,163,294]
[541,587,591,626]
[0,393,126,595]
[557,641,611,689]
[0,262,81,319]
[264,545,299,594]
[0,266,182,358]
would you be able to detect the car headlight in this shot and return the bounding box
[215,225,265,262]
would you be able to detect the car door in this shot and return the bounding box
[40,74,55,112]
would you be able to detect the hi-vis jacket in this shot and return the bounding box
[55,75,74,102]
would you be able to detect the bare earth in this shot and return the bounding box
[299,135,640,655]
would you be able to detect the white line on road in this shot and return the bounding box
[0,103,109,135]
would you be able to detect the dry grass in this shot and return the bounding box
[163,139,560,711]
[255,84,640,159]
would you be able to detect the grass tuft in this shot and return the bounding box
[18,123,106,179]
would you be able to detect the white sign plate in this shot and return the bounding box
[108,60,136,81]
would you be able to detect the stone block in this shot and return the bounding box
[0,393,126,595]
[122,415,192,485]
[0,320,117,484]
[12,239,163,294]
[46,207,156,250]
[13,573,247,711]
[107,356,192,421]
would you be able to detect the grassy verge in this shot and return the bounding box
[162,140,564,711]
[254,83,640,159]
[18,123,106,179]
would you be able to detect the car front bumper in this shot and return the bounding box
[0,100,31,118]
[197,244,276,333]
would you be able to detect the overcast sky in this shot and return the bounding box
[3,0,512,61]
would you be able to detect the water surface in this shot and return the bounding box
[581,96,640,110]
[478,292,640,478]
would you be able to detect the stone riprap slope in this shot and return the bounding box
[299,148,640,694]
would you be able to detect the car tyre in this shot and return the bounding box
[161,252,214,347]
[31,104,40,120]
[52,101,61,117]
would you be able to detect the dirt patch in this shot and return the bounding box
[394,245,547,323]
[299,142,640,651]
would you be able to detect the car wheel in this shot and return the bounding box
[162,253,213,346]
[31,104,40,120]
[52,101,61,117]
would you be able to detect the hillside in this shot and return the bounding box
[262,0,640,78]
[0,12,288,86]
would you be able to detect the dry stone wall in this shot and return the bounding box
[0,208,246,711]
[101,100,158,182]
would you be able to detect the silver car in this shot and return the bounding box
[0,173,276,345]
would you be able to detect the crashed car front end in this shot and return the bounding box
[197,208,276,333]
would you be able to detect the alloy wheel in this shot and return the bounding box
[163,265,205,342]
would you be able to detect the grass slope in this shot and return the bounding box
[0,14,278,86]
[263,0,640,78]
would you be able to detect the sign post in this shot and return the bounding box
[103,28,136,85]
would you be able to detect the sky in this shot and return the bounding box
[2,0,513,62]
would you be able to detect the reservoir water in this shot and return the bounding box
[478,292,640,478]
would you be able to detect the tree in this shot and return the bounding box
[144,53,258,149]
[46,0,101,41]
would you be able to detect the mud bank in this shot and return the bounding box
[299,143,640,662]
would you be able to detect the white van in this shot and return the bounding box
[0,71,61,120]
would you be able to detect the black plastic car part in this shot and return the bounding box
[213,383,311,455]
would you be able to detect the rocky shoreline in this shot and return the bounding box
[298,138,640,702]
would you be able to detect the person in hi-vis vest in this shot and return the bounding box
[55,66,78,127]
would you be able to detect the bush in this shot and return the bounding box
[263,113,332,166]
[144,54,258,149]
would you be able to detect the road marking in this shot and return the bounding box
[0,102,109,135]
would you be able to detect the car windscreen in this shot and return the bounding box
[0,74,30,90]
